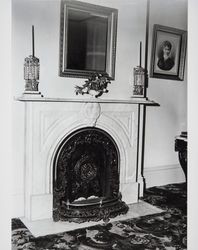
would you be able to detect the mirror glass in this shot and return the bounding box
[59,0,118,79]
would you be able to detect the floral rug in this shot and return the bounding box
[12,183,187,250]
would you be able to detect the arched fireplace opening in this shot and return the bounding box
[53,127,128,223]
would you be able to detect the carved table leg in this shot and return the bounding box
[175,135,187,186]
[178,150,187,182]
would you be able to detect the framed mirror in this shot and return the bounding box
[59,0,118,79]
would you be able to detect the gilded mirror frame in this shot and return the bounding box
[59,0,118,79]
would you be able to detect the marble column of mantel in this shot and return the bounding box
[16,96,159,106]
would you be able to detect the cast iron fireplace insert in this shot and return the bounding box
[53,127,128,223]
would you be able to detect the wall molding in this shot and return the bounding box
[144,164,185,188]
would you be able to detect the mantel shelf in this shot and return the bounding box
[16,96,159,106]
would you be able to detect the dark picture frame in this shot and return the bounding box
[150,24,187,81]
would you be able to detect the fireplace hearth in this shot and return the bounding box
[53,127,128,222]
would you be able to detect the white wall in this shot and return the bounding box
[12,0,187,217]
[12,0,147,98]
[144,0,187,187]
[1,0,12,248]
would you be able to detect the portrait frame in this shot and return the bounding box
[150,24,187,81]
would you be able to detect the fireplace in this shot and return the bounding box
[53,127,128,222]
[18,97,156,221]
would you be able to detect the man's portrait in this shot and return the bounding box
[150,24,187,80]
[157,40,175,71]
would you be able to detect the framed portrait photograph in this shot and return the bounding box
[150,24,187,80]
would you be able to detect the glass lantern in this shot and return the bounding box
[24,55,40,92]
[132,65,145,97]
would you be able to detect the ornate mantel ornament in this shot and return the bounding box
[23,25,43,96]
[24,55,40,91]
[75,73,111,98]
[132,42,146,98]
[133,66,145,97]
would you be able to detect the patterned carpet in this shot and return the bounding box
[12,183,187,250]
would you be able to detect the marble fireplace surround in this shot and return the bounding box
[18,96,156,221]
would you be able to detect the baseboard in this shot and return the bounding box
[144,164,185,188]
[12,194,24,218]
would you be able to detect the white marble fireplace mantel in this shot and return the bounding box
[17,96,157,104]
[17,95,158,221]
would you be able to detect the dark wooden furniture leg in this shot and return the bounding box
[175,132,187,183]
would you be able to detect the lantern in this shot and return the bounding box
[132,42,145,98]
[133,65,145,97]
[23,25,41,95]
[24,55,40,91]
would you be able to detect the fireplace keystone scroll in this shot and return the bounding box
[80,102,101,126]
